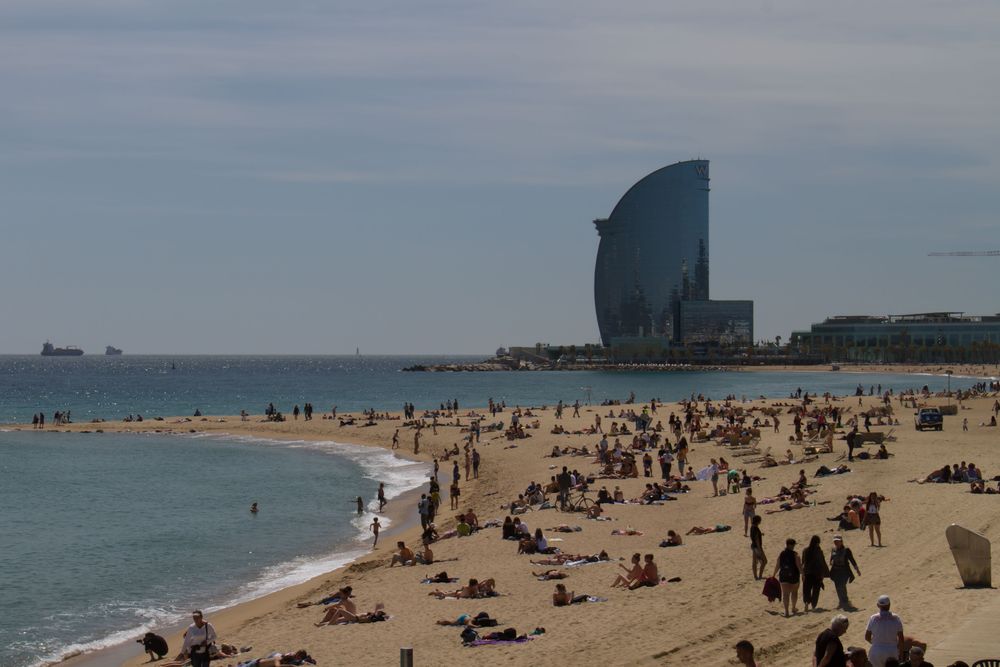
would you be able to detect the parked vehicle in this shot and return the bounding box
[915,407,943,431]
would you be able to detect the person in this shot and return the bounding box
[686,524,731,535]
[802,534,830,612]
[314,589,357,624]
[864,491,884,547]
[750,515,767,580]
[354,496,363,515]
[815,614,850,667]
[611,553,643,588]
[829,535,861,610]
[180,610,216,667]
[370,516,381,546]
[552,582,589,606]
[557,466,572,510]
[389,541,415,567]
[734,639,759,667]
[137,632,169,661]
[847,428,857,462]
[238,649,317,666]
[743,487,757,536]
[377,483,387,512]
[391,429,399,450]
[628,553,658,590]
[250,502,259,514]
[847,646,870,667]
[772,538,802,617]
[660,530,682,547]
[866,595,904,667]
[899,645,932,667]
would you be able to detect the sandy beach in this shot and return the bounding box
[42,381,1000,666]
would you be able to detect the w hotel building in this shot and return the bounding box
[593,160,753,350]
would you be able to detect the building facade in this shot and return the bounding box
[594,160,710,345]
[791,312,1000,362]
[593,160,752,349]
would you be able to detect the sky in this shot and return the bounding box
[2,0,999,354]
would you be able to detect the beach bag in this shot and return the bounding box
[460,627,479,644]
[762,576,781,602]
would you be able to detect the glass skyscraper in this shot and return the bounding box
[594,160,711,346]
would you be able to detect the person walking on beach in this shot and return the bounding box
[750,516,767,580]
[472,449,480,479]
[829,535,861,610]
[418,494,430,529]
[743,488,757,536]
[802,535,830,612]
[557,466,572,510]
[413,428,421,455]
[464,450,471,481]
[573,400,580,418]
[846,428,857,462]
[370,516,381,546]
[391,429,399,450]
[865,595,904,667]
[181,610,216,667]
[864,491,884,547]
[772,538,802,617]
[377,483,386,512]
[453,460,460,483]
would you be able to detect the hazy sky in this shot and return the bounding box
[2,1,999,354]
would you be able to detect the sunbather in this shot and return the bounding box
[533,569,568,580]
[315,603,387,626]
[553,582,591,606]
[686,524,732,535]
[297,586,352,608]
[610,553,642,588]
[237,649,316,666]
[429,578,496,599]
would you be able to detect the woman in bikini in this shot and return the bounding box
[864,491,883,547]
[610,553,642,588]
[743,487,757,536]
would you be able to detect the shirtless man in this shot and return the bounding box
[389,541,414,567]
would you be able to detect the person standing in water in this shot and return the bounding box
[354,496,364,515]
[370,516,381,546]
[377,483,387,512]
[250,502,259,514]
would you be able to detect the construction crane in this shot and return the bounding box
[928,250,1000,256]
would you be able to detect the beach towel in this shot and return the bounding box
[467,637,533,646]
[695,465,713,481]
[762,576,780,602]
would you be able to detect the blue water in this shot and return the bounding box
[0,356,973,666]
[0,430,428,667]
[0,355,968,424]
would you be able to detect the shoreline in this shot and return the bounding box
[53,428,430,667]
[12,372,1000,665]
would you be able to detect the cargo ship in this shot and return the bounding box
[105,346,123,356]
[41,341,84,356]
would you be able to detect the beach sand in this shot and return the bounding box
[45,384,1000,666]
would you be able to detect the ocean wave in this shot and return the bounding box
[31,432,429,667]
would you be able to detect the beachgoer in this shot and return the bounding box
[370,516,381,546]
[250,502,258,514]
[390,541,415,567]
[900,645,931,666]
[181,610,216,667]
[628,554,658,590]
[750,515,767,580]
[829,535,861,610]
[553,582,589,606]
[686,524,731,535]
[354,496,363,515]
[743,488,757,536]
[802,535,830,612]
[377,483,386,512]
[772,538,802,617]
[865,595,904,667]
[815,614,850,667]
[864,491,884,547]
[137,632,169,661]
[734,639,760,667]
[611,553,642,588]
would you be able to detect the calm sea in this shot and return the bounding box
[0,356,966,666]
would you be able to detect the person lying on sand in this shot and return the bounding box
[533,569,569,580]
[435,612,498,627]
[236,649,316,666]
[428,578,496,599]
[297,586,352,608]
[530,551,609,566]
[686,525,732,535]
[315,603,387,627]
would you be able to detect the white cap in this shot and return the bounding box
[877,595,890,607]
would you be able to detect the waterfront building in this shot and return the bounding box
[593,159,753,348]
[791,312,1000,362]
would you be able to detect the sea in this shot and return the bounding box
[0,355,970,667]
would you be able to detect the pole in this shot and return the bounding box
[400,647,413,667]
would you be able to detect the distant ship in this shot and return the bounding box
[105,346,123,356]
[41,341,84,356]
